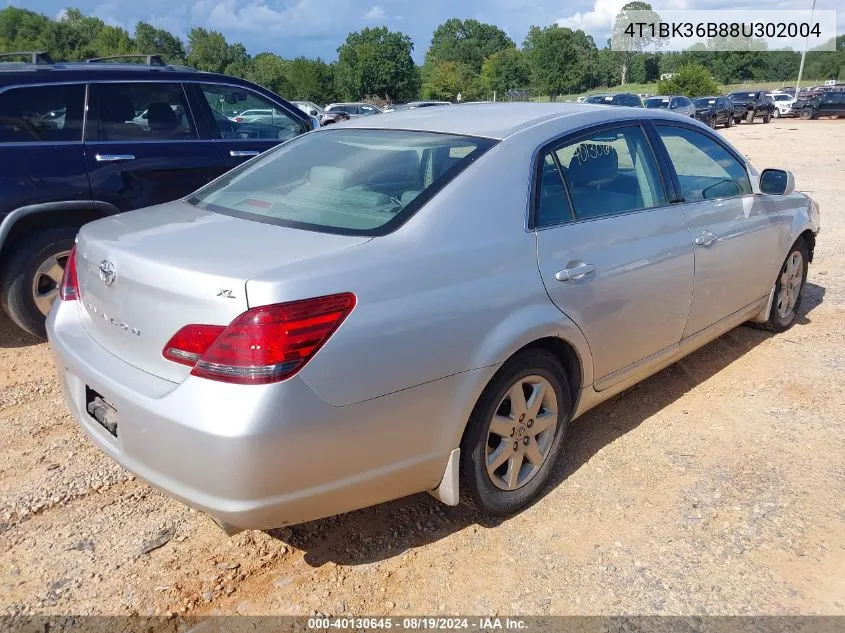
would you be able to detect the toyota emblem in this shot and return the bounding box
[98,260,116,287]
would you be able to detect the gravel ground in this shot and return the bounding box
[1,119,843,618]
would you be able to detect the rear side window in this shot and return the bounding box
[87,82,196,142]
[0,84,85,143]
[656,125,751,202]
[187,129,497,235]
[537,125,666,224]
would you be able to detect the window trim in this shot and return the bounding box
[529,120,671,230]
[0,81,88,145]
[646,118,753,206]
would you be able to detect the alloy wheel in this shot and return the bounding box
[485,375,559,491]
[31,250,70,316]
[777,250,804,320]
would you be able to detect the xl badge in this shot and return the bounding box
[99,260,116,287]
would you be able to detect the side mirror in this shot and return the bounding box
[760,169,795,195]
[309,109,318,116]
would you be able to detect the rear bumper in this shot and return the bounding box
[46,301,481,530]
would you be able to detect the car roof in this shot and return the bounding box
[0,63,255,86]
[335,102,682,140]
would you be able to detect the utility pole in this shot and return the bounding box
[795,0,818,97]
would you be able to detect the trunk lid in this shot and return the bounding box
[75,201,370,382]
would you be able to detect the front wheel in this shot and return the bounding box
[746,110,755,124]
[725,115,733,128]
[799,108,814,120]
[772,108,780,119]
[460,349,571,516]
[764,110,772,123]
[761,239,809,332]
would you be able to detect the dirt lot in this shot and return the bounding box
[1,119,844,618]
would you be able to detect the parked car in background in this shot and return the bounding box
[768,93,797,118]
[292,100,350,125]
[583,93,642,107]
[692,96,735,128]
[48,103,819,533]
[0,53,315,338]
[728,91,776,124]
[793,91,845,120]
[324,102,384,117]
[644,95,696,117]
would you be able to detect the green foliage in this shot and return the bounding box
[524,25,598,96]
[481,48,530,95]
[133,22,186,63]
[186,27,231,73]
[425,18,513,75]
[421,61,482,101]
[335,27,419,101]
[611,1,665,84]
[285,57,336,103]
[656,63,720,97]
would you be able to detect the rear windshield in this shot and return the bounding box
[645,98,670,109]
[694,98,717,107]
[187,129,497,236]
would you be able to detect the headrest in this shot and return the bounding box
[101,94,135,123]
[309,166,353,189]
[146,102,178,130]
[567,144,618,188]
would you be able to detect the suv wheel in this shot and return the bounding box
[799,108,814,120]
[745,110,755,124]
[763,110,772,123]
[0,227,78,339]
[772,108,780,119]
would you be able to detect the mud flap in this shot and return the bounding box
[428,448,460,506]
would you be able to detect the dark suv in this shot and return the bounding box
[793,90,845,119]
[0,53,315,338]
[583,93,643,107]
[727,90,776,124]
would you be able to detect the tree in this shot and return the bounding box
[524,25,598,97]
[656,63,719,97]
[285,57,335,103]
[186,28,231,73]
[244,53,291,95]
[134,22,186,63]
[92,25,133,57]
[481,48,530,96]
[0,7,52,52]
[425,19,514,75]
[422,61,481,101]
[611,1,665,84]
[334,27,420,101]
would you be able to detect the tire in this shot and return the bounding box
[772,108,780,119]
[734,116,742,125]
[708,116,717,129]
[799,108,813,120]
[460,348,572,516]
[746,110,755,124]
[764,110,772,123]
[760,239,809,332]
[725,115,733,128]
[0,227,78,339]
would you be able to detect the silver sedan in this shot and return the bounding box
[47,103,820,533]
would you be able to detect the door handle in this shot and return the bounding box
[694,230,718,247]
[555,263,596,282]
[95,153,135,162]
[229,150,260,157]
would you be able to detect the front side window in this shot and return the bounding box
[88,82,195,141]
[187,129,496,235]
[360,105,381,115]
[538,125,666,223]
[656,124,751,202]
[200,83,307,141]
[0,84,85,143]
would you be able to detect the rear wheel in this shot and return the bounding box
[460,349,571,516]
[760,239,809,332]
[0,227,77,339]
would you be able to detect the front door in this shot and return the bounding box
[84,81,220,212]
[535,123,694,384]
[653,123,785,337]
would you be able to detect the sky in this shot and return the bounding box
[7,0,844,63]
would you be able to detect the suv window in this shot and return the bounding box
[359,104,381,115]
[656,125,751,202]
[538,125,666,224]
[187,129,496,235]
[88,82,195,141]
[201,84,306,141]
[0,84,85,143]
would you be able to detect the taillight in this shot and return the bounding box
[162,293,356,385]
[235,116,243,123]
[59,246,79,301]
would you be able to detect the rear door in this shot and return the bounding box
[189,82,309,174]
[651,122,786,337]
[534,122,694,385]
[0,83,90,216]
[84,81,217,212]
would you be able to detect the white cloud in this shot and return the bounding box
[362,5,386,21]
[55,8,69,20]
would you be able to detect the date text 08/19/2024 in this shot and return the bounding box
[307,617,528,630]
